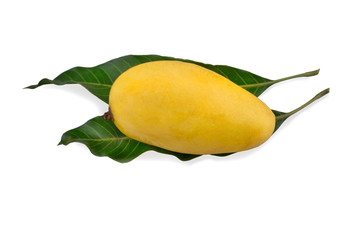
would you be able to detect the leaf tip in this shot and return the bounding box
[23,85,36,89]
[58,135,70,146]
[24,78,53,90]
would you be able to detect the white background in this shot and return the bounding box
[1,0,359,239]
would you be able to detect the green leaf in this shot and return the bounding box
[59,89,329,162]
[26,54,319,103]
[27,54,325,162]
[59,116,198,163]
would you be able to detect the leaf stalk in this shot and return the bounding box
[275,69,320,82]
[242,69,320,89]
[276,88,330,120]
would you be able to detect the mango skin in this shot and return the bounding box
[109,61,275,155]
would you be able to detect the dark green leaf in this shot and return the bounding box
[26,54,319,103]
[28,54,324,162]
[59,88,329,162]
[272,110,288,133]
[59,116,198,163]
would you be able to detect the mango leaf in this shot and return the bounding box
[27,54,324,162]
[26,54,319,103]
[59,116,198,163]
[59,89,329,163]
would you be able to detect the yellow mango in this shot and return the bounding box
[109,61,275,155]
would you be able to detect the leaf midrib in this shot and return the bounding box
[78,82,112,87]
[64,137,129,143]
[74,80,274,88]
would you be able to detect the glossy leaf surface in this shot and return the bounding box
[59,116,198,163]
[26,54,319,103]
[28,55,325,162]
[59,89,329,162]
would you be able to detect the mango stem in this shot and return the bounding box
[276,88,330,120]
[104,108,114,121]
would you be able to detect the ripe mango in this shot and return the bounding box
[109,61,275,155]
